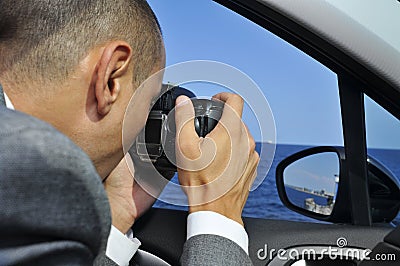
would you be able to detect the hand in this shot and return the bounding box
[175,93,260,226]
[104,153,161,234]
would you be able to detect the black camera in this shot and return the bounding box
[129,84,224,176]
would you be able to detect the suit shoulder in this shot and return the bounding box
[0,107,95,175]
[0,107,110,255]
[0,107,107,214]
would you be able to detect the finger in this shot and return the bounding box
[210,93,245,139]
[243,123,256,155]
[212,92,244,118]
[124,152,135,175]
[244,151,260,189]
[175,96,200,159]
[249,168,258,191]
[175,95,198,141]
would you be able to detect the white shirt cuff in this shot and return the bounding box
[4,92,15,110]
[106,226,141,266]
[187,211,249,254]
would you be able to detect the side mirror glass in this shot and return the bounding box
[283,152,339,216]
[276,146,400,224]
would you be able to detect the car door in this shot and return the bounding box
[133,1,400,265]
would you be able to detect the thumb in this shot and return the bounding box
[175,95,197,140]
[124,152,135,176]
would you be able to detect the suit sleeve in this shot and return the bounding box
[180,234,253,266]
[0,241,95,265]
[94,253,118,266]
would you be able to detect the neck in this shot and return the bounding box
[1,80,119,179]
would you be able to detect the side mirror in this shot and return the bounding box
[276,146,400,224]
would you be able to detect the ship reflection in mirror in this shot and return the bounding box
[283,152,340,216]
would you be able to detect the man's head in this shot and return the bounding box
[0,0,165,178]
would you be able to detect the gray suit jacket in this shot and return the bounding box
[181,234,253,266]
[0,86,253,266]
[0,85,112,265]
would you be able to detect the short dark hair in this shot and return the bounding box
[0,0,163,87]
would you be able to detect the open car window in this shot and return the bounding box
[149,0,343,223]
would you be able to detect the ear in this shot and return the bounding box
[94,41,132,116]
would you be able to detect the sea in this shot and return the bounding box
[285,186,330,207]
[153,143,400,226]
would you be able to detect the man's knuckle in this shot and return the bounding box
[178,139,193,151]
[249,138,256,151]
[232,94,243,102]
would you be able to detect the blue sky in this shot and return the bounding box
[147,0,400,149]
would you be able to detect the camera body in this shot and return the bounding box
[130,84,224,174]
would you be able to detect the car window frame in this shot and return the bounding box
[213,0,400,226]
